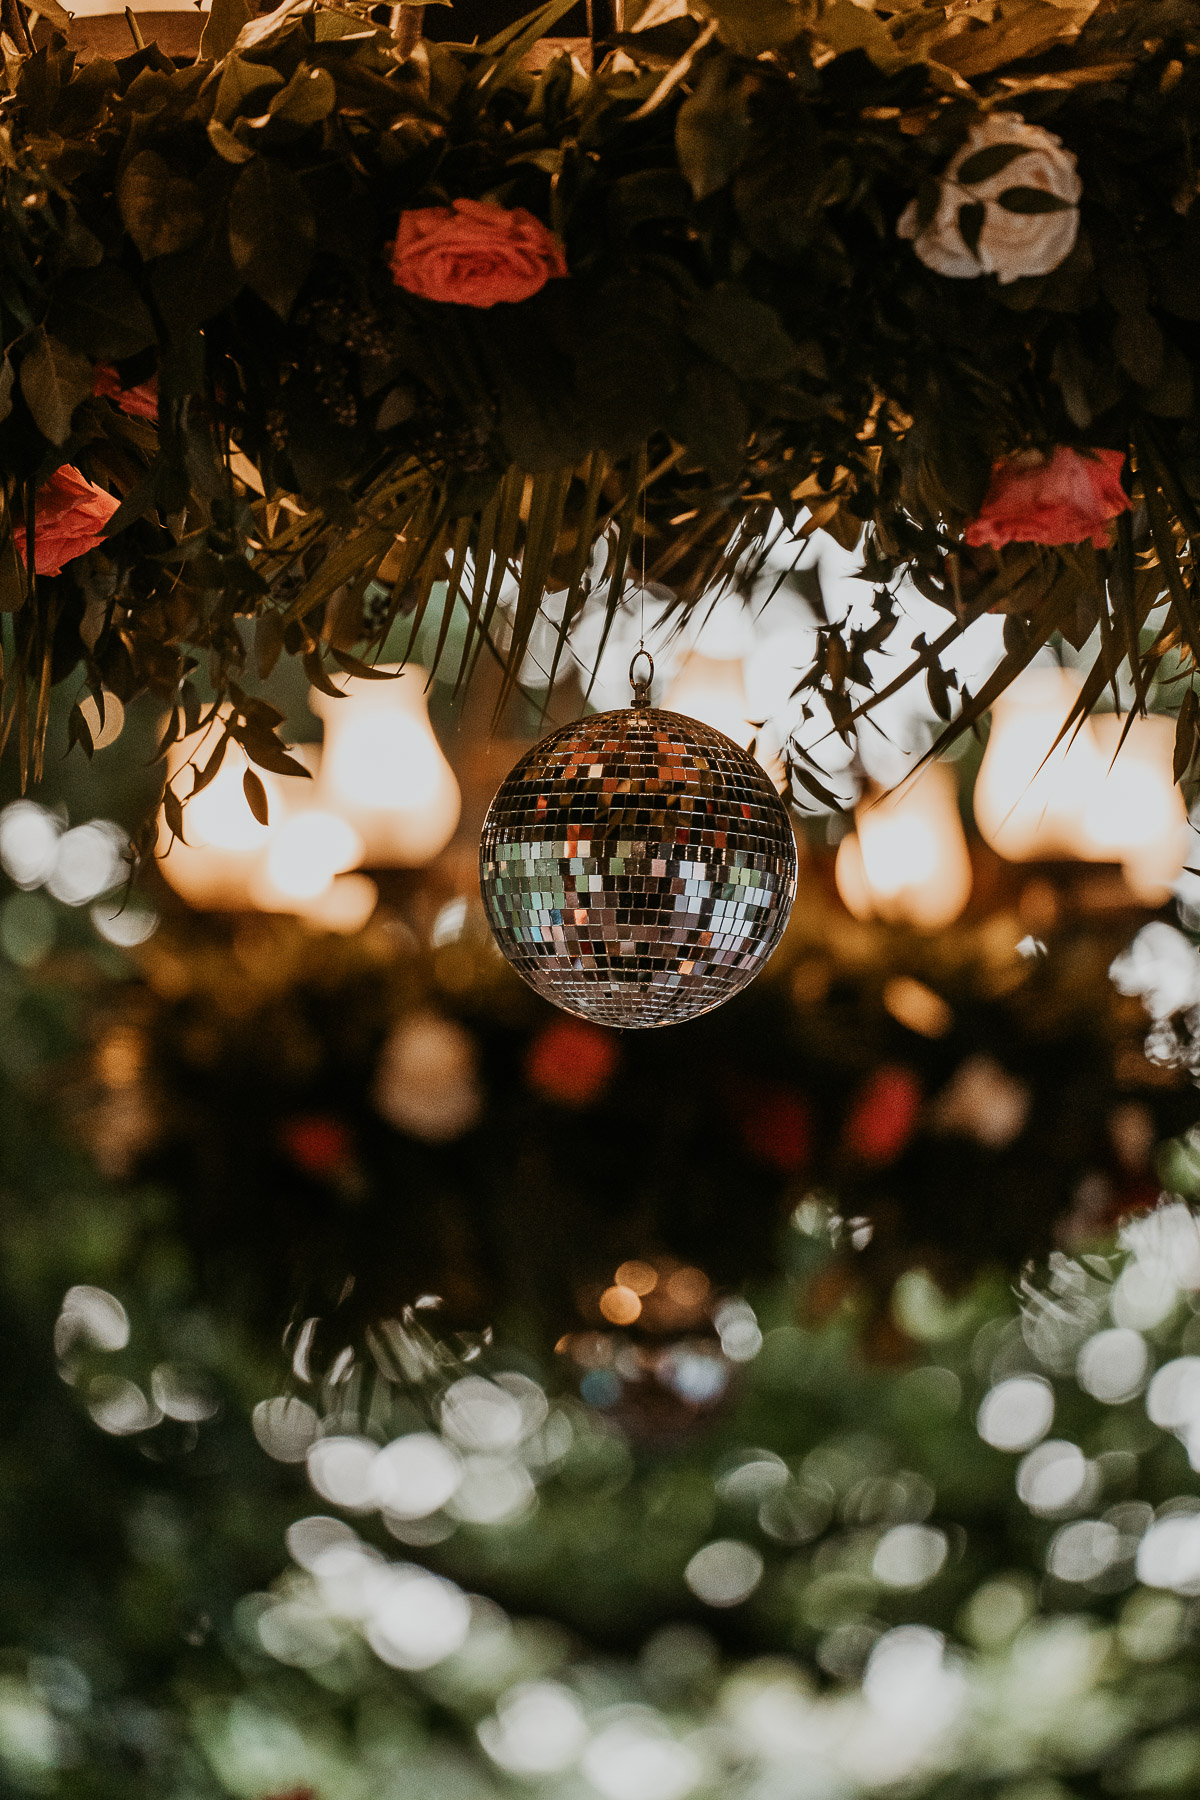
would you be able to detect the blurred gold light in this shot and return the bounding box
[599,1285,642,1325]
[310,665,461,866]
[836,765,972,931]
[615,1261,658,1296]
[665,1267,710,1309]
[883,975,953,1038]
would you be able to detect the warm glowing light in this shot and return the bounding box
[253,810,363,905]
[310,665,461,866]
[974,668,1187,898]
[665,652,783,784]
[615,1261,658,1296]
[1081,713,1187,902]
[157,721,290,910]
[973,667,1098,861]
[600,1284,642,1325]
[835,765,972,931]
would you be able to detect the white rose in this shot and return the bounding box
[898,112,1081,284]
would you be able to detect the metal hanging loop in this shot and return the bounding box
[629,648,654,709]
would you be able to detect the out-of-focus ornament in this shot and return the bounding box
[310,665,460,866]
[835,765,973,931]
[479,655,797,1029]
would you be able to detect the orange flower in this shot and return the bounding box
[389,198,567,308]
[965,446,1131,551]
[93,362,158,422]
[13,466,120,576]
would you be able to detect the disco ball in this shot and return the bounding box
[479,692,797,1029]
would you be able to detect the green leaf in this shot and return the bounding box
[675,55,749,201]
[19,330,93,445]
[268,63,336,126]
[47,266,156,359]
[0,359,13,427]
[200,0,249,60]
[242,766,270,824]
[212,54,284,122]
[684,283,799,382]
[956,143,1028,185]
[996,186,1074,214]
[207,118,256,163]
[228,157,316,320]
[692,0,805,55]
[815,0,901,70]
[118,151,205,261]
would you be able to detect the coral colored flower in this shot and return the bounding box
[279,1114,354,1177]
[389,198,568,308]
[13,465,120,577]
[525,1016,618,1107]
[843,1065,922,1165]
[93,362,159,422]
[965,446,1130,551]
[898,112,1081,284]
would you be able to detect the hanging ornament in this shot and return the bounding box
[479,654,798,1028]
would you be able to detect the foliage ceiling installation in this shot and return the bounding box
[3,0,1200,852]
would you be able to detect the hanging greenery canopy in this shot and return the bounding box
[4,0,1200,850]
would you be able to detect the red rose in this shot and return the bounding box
[13,466,120,577]
[93,362,159,422]
[735,1081,813,1173]
[389,198,568,308]
[964,446,1131,551]
[279,1115,353,1178]
[525,1017,618,1108]
[843,1065,922,1166]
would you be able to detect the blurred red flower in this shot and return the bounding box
[843,1065,922,1165]
[279,1115,353,1178]
[735,1082,813,1172]
[525,1017,618,1107]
